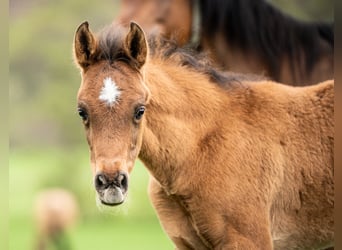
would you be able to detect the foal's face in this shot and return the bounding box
[77,61,149,206]
[74,21,149,206]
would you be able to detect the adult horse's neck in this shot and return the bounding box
[197,0,333,85]
[138,60,228,193]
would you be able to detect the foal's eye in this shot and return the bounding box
[77,108,88,123]
[134,106,145,122]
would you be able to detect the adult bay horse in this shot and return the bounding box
[117,0,334,86]
[73,22,334,249]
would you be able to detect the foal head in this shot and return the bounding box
[74,22,150,206]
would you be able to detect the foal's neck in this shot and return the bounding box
[139,61,228,192]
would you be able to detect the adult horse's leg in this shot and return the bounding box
[148,177,208,250]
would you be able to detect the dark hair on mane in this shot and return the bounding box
[96,25,129,64]
[148,36,265,86]
[96,24,264,88]
[199,0,334,80]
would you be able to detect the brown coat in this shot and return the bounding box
[74,22,334,249]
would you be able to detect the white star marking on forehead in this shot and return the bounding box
[99,77,121,106]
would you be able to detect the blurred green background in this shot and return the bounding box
[9,1,333,250]
[9,1,173,249]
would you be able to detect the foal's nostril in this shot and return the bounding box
[95,174,108,190]
[118,173,128,190]
[95,172,128,191]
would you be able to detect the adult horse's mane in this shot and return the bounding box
[199,0,334,79]
[95,24,265,89]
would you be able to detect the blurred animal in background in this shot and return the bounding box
[34,188,79,250]
[73,21,334,249]
[117,0,333,86]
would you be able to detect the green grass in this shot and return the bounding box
[10,216,172,250]
[74,218,171,250]
[9,147,173,250]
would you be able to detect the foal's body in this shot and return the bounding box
[142,62,333,249]
[74,22,334,249]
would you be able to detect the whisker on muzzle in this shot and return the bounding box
[95,192,131,216]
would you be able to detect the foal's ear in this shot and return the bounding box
[124,22,148,69]
[74,21,97,69]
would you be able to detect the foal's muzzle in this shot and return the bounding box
[94,172,128,206]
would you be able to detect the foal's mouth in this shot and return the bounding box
[101,201,124,206]
[100,198,125,206]
[97,185,127,206]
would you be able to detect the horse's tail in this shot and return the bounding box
[317,22,334,46]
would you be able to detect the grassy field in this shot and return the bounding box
[9,147,173,250]
[10,216,171,250]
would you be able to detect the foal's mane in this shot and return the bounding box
[199,0,334,79]
[96,24,263,89]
